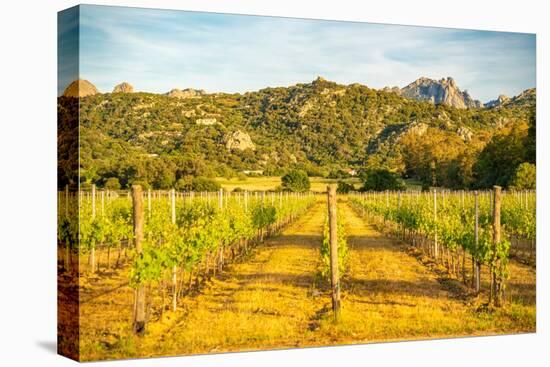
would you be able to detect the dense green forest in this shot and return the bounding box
[58,77,535,190]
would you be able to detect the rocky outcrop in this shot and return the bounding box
[166,88,205,99]
[504,88,536,108]
[404,122,429,137]
[368,121,429,154]
[62,79,99,98]
[298,99,315,117]
[382,86,401,94]
[312,76,328,85]
[484,94,510,108]
[225,130,255,151]
[515,88,536,101]
[457,126,473,141]
[112,82,134,93]
[196,118,217,126]
[397,77,482,109]
[485,89,535,109]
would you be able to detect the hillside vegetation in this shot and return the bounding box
[58,77,535,190]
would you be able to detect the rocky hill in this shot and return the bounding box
[387,77,482,109]
[499,88,535,109]
[60,77,535,189]
[62,79,99,98]
[484,88,536,109]
[484,94,510,108]
[165,88,205,99]
[112,82,134,93]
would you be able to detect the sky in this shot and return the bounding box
[58,5,536,103]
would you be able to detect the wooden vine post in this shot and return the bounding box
[90,184,96,273]
[461,190,466,283]
[474,191,481,294]
[491,185,504,307]
[132,185,146,335]
[171,189,177,312]
[433,189,438,261]
[64,184,70,271]
[327,184,341,320]
[147,189,151,219]
[218,189,224,271]
[65,184,69,217]
[397,191,401,209]
[100,189,105,216]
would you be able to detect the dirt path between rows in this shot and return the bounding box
[134,201,329,357]
[333,201,534,343]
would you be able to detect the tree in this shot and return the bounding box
[130,180,151,190]
[364,148,405,175]
[281,170,311,192]
[152,161,176,189]
[337,181,355,193]
[525,108,536,163]
[509,162,536,190]
[399,128,466,188]
[474,122,528,188]
[361,169,405,191]
[176,176,221,192]
[104,177,121,190]
[174,178,190,191]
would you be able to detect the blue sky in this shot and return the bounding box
[59,4,536,102]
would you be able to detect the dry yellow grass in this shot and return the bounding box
[73,198,535,361]
[131,201,328,357]
[316,202,535,344]
[215,176,359,192]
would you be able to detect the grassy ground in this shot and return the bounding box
[134,202,329,357]
[75,200,328,360]
[215,176,360,192]
[71,197,535,361]
[318,201,535,342]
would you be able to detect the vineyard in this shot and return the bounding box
[57,185,536,361]
[59,187,314,282]
[349,188,535,306]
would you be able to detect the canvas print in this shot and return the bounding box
[57,4,536,362]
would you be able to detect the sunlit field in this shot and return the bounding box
[215,176,361,192]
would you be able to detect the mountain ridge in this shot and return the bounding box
[384,77,482,109]
[63,76,534,111]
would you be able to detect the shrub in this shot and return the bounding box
[104,177,121,190]
[361,169,405,191]
[176,176,221,192]
[337,181,355,193]
[281,170,311,192]
[509,162,536,190]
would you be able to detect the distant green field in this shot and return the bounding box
[403,178,423,191]
[215,176,361,192]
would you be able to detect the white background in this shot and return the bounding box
[0,0,547,366]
